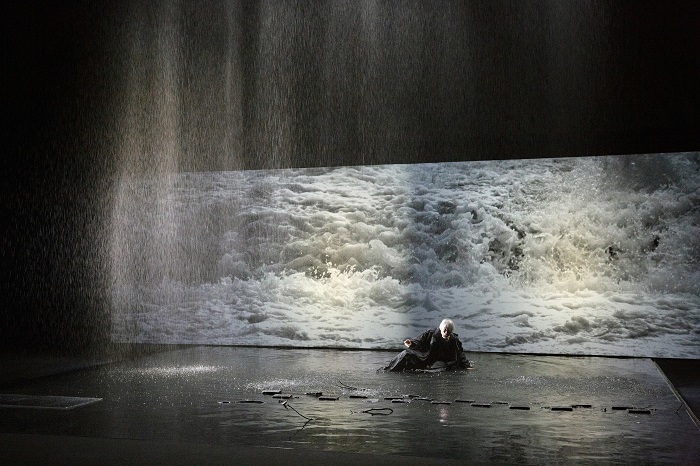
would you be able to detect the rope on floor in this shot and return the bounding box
[280,400,313,421]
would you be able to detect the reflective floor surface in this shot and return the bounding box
[1,347,699,464]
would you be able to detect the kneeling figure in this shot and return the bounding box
[382,318,473,372]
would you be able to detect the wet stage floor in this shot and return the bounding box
[1,347,699,464]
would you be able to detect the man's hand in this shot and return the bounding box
[404,339,412,348]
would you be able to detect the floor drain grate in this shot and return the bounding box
[0,394,102,410]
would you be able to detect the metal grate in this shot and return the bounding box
[0,394,102,410]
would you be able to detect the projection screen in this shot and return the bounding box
[110,153,700,358]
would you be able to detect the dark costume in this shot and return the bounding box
[382,327,472,372]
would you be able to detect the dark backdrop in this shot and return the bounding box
[2,0,699,354]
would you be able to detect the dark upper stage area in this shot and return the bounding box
[2,1,699,355]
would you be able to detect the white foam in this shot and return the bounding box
[111,154,700,357]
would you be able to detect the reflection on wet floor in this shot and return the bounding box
[1,347,698,464]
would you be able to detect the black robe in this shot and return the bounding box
[382,327,472,372]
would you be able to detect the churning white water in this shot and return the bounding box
[110,153,700,357]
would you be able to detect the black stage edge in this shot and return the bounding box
[0,433,465,466]
[653,358,700,427]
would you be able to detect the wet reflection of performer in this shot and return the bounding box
[382,319,473,372]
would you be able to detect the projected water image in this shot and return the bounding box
[111,154,700,357]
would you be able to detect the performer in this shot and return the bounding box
[382,318,473,372]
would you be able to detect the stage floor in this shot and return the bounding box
[1,346,699,464]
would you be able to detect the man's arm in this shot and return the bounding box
[406,328,435,352]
